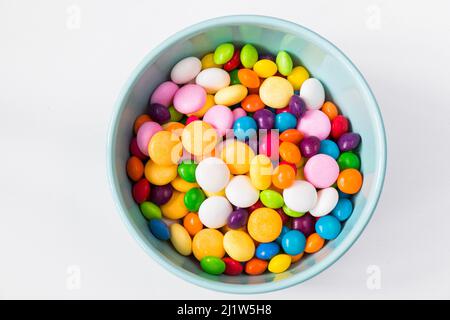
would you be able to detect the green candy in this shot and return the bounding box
[184,188,205,212]
[178,160,197,183]
[168,105,183,122]
[200,256,226,275]
[229,69,241,85]
[282,204,305,218]
[240,44,258,68]
[214,43,234,65]
[260,190,284,209]
[338,152,361,170]
[140,201,162,220]
[276,51,293,76]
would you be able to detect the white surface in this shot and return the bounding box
[1,0,450,299]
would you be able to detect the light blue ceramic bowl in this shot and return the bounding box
[107,15,386,294]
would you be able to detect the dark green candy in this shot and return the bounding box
[178,160,197,182]
[337,152,361,170]
[229,69,241,85]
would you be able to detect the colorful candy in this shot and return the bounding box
[259,76,294,109]
[200,256,226,275]
[192,228,225,260]
[240,44,258,68]
[268,254,291,273]
[169,223,192,256]
[198,196,233,229]
[223,230,255,262]
[247,208,282,243]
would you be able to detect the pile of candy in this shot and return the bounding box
[126,42,362,276]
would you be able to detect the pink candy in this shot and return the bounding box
[136,121,163,156]
[173,84,206,114]
[150,81,179,107]
[297,110,331,140]
[303,154,339,188]
[232,108,247,121]
[203,105,234,136]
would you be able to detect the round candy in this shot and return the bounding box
[253,59,277,78]
[268,254,291,273]
[195,157,230,193]
[279,129,303,145]
[337,152,360,170]
[170,56,202,84]
[288,95,306,118]
[321,101,339,120]
[283,180,317,212]
[304,233,325,253]
[331,198,353,221]
[195,68,230,94]
[299,78,325,110]
[149,184,173,206]
[304,154,340,188]
[203,105,234,136]
[132,178,150,204]
[297,110,331,140]
[240,44,258,68]
[272,164,296,189]
[181,120,218,156]
[282,205,304,218]
[198,196,232,229]
[171,176,199,193]
[150,81,179,107]
[276,226,290,244]
[281,230,306,255]
[214,84,248,106]
[184,187,206,212]
[232,107,246,121]
[276,51,293,76]
[287,66,309,90]
[247,208,283,243]
[299,136,321,158]
[170,223,192,256]
[177,160,197,183]
[256,242,280,260]
[238,69,260,88]
[233,116,257,140]
[140,201,162,220]
[337,168,363,194]
[134,114,152,134]
[220,139,255,174]
[319,139,340,159]
[275,112,297,132]
[225,175,260,208]
[241,94,265,112]
[223,49,240,71]
[292,213,316,237]
[253,109,274,130]
[291,252,304,263]
[173,84,206,114]
[190,94,215,117]
[227,208,249,229]
[127,156,144,181]
[161,191,188,219]
[315,215,341,240]
[201,53,221,69]
[148,130,182,165]
[200,256,226,275]
[192,228,225,260]
[309,187,339,217]
[259,76,294,109]
[249,154,273,190]
[136,121,163,156]
[279,141,301,164]
[214,43,234,65]
[183,212,203,236]
[223,230,255,262]
[144,160,177,186]
[260,190,284,209]
[245,258,268,275]
[259,130,279,161]
[148,219,170,240]
[338,132,361,151]
[331,115,349,140]
[223,257,244,276]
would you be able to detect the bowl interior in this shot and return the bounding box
[108,16,386,293]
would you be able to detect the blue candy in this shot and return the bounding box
[281,230,306,255]
[148,219,170,240]
[331,198,353,221]
[276,226,290,245]
[315,215,341,240]
[319,139,340,159]
[256,242,280,260]
[274,112,297,133]
[338,190,351,199]
[233,116,257,140]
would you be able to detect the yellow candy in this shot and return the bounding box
[169,223,192,256]
[171,176,199,193]
[189,94,215,117]
[214,84,248,106]
[250,154,273,190]
[287,66,310,90]
[144,160,177,185]
[223,230,255,262]
[259,76,294,109]
[148,130,182,166]
[181,121,218,157]
[268,254,292,273]
[161,191,188,219]
[220,139,255,175]
[192,228,225,261]
[253,59,278,78]
[204,188,226,198]
[201,53,221,69]
[221,225,246,233]
[247,208,282,243]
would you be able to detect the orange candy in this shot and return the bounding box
[272,164,296,189]
[304,233,325,253]
[279,141,302,165]
[238,69,260,89]
[245,258,268,275]
[183,212,203,236]
[291,252,304,263]
[337,168,363,194]
[279,129,303,145]
[321,102,339,120]
[126,156,144,181]
[133,114,152,134]
[241,94,265,112]
[163,122,185,135]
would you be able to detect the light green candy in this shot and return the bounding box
[168,105,183,122]
[276,51,293,76]
[260,190,284,209]
[214,43,234,64]
[240,44,258,68]
[140,201,162,220]
[282,204,305,218]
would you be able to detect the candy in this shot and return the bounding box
[144,160,178,186]
[181,120,218,156]
[232,116,257,140]
[200,256,226,275]
[315,215,341,240]
[232,107,246,121]
[309,187,339,217]
[220,139,255,174]
[203,104,234,136]
[283,180,317,212]
[195,68,230,94]
[279,141,302,164]
[224,230,255,262]
[291,252,304,263]
[245,258,268,275]
[134,114,152,134]
[288,95,306,118]
[279,129,303,145]
[229,69,240,85]
[201,53,221,69]
[299,78,325,110]
[195,157,230,193]
[260,190,284,209]
[140,201,162,220]
[223,49,240,71]
[150,81,179,107]
[184,187,206,212]
[238,69,260,88]
[130,137,148,161]
[268,254,291,273]
[183,212,203,236]
[319,139,340,159]
[214,43,234,65]
[281,230,306,255]
[223,257,243,276]
[177,160,197,183]
[297,110,331,140]
[282,205,304,218]
[170,223,192,256]
[337,132,361,151]
[292,214,315,237]
[173,84,207,114]
[171,176,199,193]
[249,154,273,190]
[227,208,249,229]
[299,136,321,158]
[214,84,248,106]
[192,228,225,260]
[272,164,296,189]
[330,115,349,140]
[304,233,325,253]
[247,208,282,243]
[148,130,182,165]
[259,76,294,109]
[190,94,215,117]
[337,152,360,170]
[331,198,353,221]
[253,109,274,130]
[161,191,188,219]
[185,115,198,125]
[304,154,340,188]
[253,59,277,78]
[255,242,280,260]
[132,178,150,204]
[198,196,232,229]
[136,121,163,156]
[168,106,183,122]
[287,66,309,90]
[240,44,258,68]
[276,226,290,245]
[149,219,170,240]
[258,130,279,160]
[275,112,297,133]
[276,51,293,76]
[337,168,363,194]
[225,175,260,208]
[170,56,202,84]
[126,156,144,181]
[321,101,338,120]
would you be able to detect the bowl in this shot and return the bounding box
[107,15,387,294]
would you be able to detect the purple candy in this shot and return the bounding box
[337,132,361,151]
[149,184,173,205]
[147,103,170,124]
[300,136,321,158]
[292,213,315,237]
[227,209,249,229]
[288,95,306,119]
[253,109,275,130]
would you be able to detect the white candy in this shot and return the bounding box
[309,187,339,217]
[195,157,230,193]
[225,175,260,208]
[283,180,317,212]
[198,196,232,229]
[195,68,230,94]
[170,57,202,84]
[299,78,325,110]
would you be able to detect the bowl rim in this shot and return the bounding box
[107,14,387,294]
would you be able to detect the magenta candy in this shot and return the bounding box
[253,109,275,130]
[227,208,249,229]
[300,136,321,158]
[186,115,199,125]
[149,184,173,205]
[259,130,279,161]
[337,132,361,151]
[276,208,290,225]
[276,107,289,114]
[292,213,315,237]
[147,103,170,124]
[289,95,306,118]
[150,81,179,107]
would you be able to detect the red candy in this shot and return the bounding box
[132,178,150,204]
[276,106,290,114]
[186,115,199,125]
[130,137,148,161]
[223,49,240,71]
[248,200,264,213]
[223,257,243,275]
[331,115,349,140]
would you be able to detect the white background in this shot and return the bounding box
[1,0,450,299]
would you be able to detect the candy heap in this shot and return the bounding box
[126,42,362,276]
